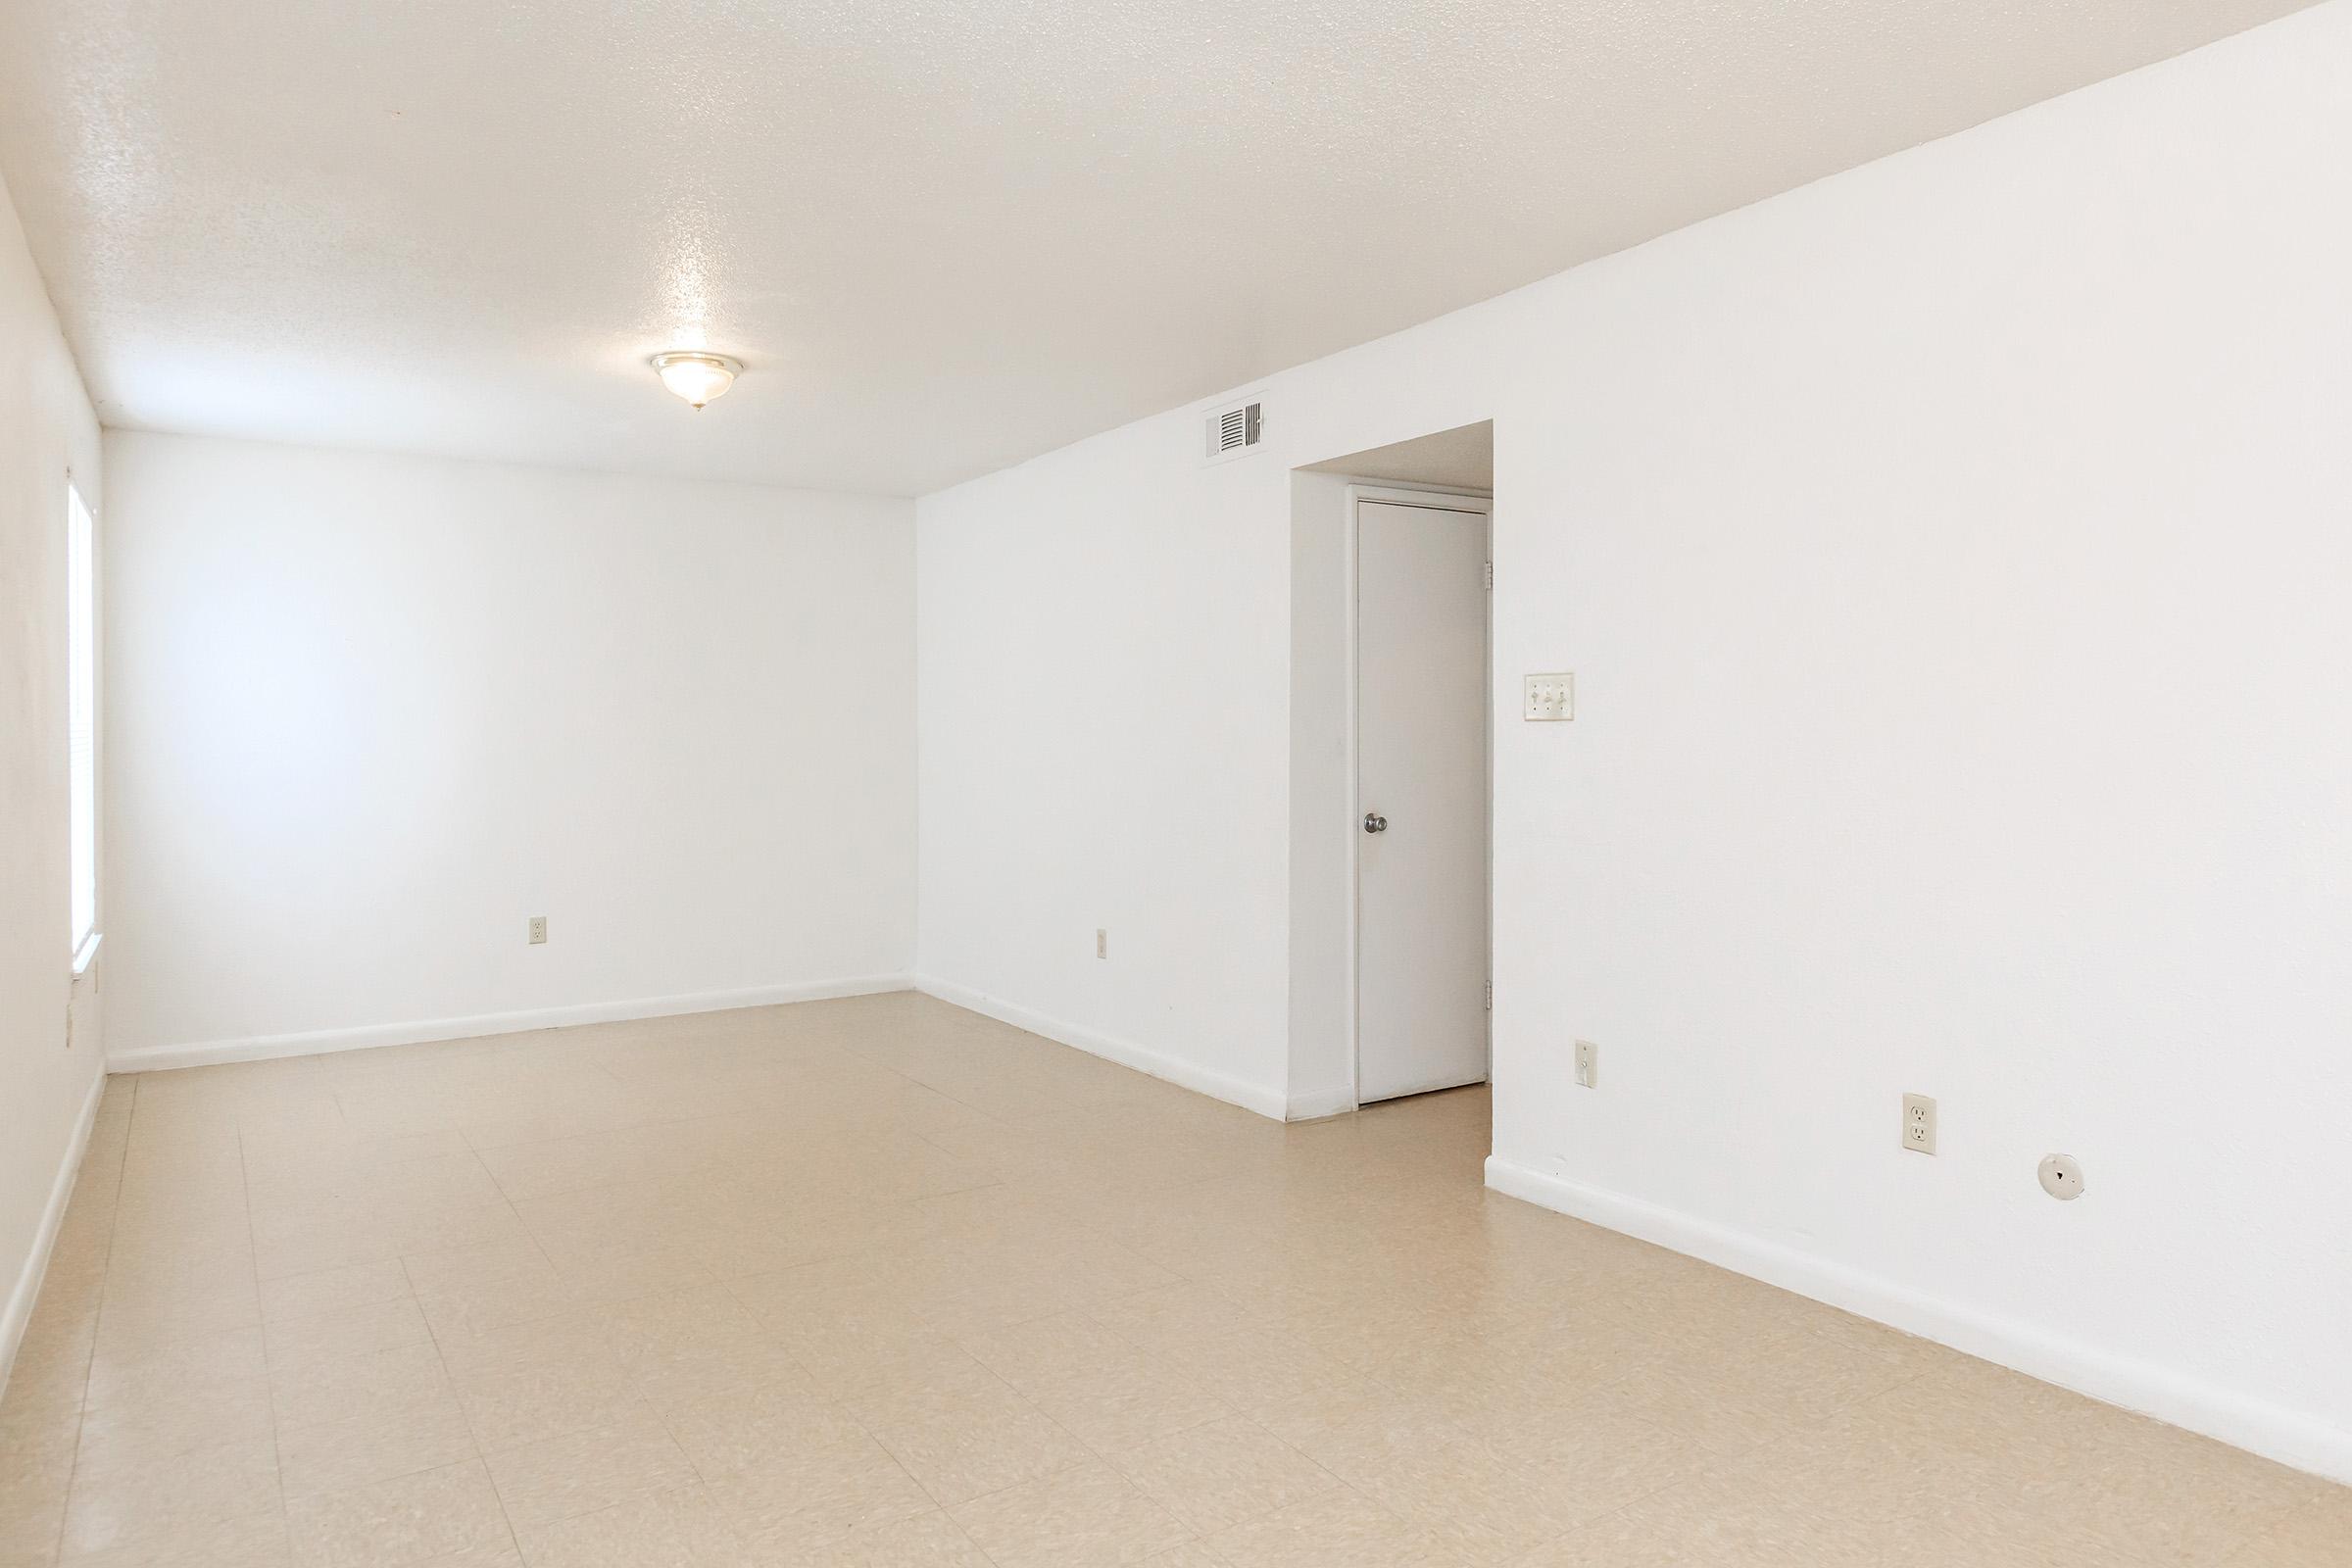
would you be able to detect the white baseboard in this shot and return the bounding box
[1484,1155,2352,1487]
[913,975,1288,1122]
[1,1067,106,1401]
[108,973,914,1074]
[1285,1084,1358,1121]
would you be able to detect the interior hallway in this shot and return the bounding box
[2,992,2342,1567]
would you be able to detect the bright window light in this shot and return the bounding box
[68,482,98,967]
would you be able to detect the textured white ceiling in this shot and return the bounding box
[0,0,2313,496]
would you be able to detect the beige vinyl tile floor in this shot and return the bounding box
[2,992,2344,1567]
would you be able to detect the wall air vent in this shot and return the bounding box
[1204,398,1264,465]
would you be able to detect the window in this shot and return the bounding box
[68,482,98,971]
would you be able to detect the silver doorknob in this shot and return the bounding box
[1363,812,1387,833]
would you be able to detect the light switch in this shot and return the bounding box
[1524,673,1574,721]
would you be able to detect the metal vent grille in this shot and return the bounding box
[1205,400,1263,462]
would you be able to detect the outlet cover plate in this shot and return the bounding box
[1902,1093,1936,1154]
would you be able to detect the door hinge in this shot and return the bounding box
[1484,979,1493,1009]
[1483,561,1494,591]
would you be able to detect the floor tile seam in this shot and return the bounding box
[915,1075,1099,1124]
[2107,1492,2317,1568]
[835,1048,996,1125]
[35,1405,86,1566]
[467,1406,706,1544]
[1504,1494,1646,1565]
[611,1323,820,1555]
[1782,1316,1955,1374]
[2206,1499,2314,1568]
[905,1116,1023,1172]
[395,1252,517,1567]
[1565,1353,1726,1415]
[873,1370,1102,1516]
[1114,1409,1355,1532]
[611,1293,949,1544]
[54,1070,150,1565]
[1642,1308,1926,1374]
[470,1185,570,1307]
[465,1102,760,1187]
[958,1523,1021,1568]
[233,1126,293,1542]
[1055,1392,1237,1469]
[274,1425,486,1507]
[857,1336,1031,1420]
[1811,1361,1973,1448]
[1457,1398,1708,1531]
[453,1100,732,1160]
[911,1173,1023,1211]
[1068,1298,1218,1373]
[1635,1378,2002,1537]
[1299,1474,1424,1541]
[326,1090,416,1138]
[783,1400,958,1546]
[1550,1428,1697,1526]
[982,1328,1243,1430]
[474,1161,662,1209]
[940,1444,1198,1560]
[53,1160,276,1562]
[2267,1494,2339,1541]
[617,1376,722,1492]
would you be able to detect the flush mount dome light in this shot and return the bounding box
[651,351,743,410]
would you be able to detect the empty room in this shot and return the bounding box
[3,1,2349,1564]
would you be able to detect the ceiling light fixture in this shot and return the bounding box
[651,351,743,410]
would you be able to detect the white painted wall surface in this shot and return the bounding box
[915,3,2352,1478]
[914,419,1297,1115]
[103,433,915,1065]
[0,168,107,1387]
[1285,470,1358,1117]
[918,337,1501,1114]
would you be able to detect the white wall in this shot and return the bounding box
[0,169,107,1386]
[103,433,916,1065]
[914,418,1298,1115]
[918,347,1503,1116]
[1285,469,1357,1117]
[914,1,2352,1481]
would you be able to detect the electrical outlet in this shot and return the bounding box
[1524,673,1575,721]
[1573,1040,1597,1089]
[528,915,547,945]
[1902,1093,1936,1154]
[1096,928,1107,959]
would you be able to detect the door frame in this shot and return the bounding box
[1347,482,1495,1108]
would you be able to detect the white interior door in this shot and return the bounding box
[1356,497,1491,1103]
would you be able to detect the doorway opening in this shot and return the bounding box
[1287,420,1494,1121]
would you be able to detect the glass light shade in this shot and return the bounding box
[651,351,742,409]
